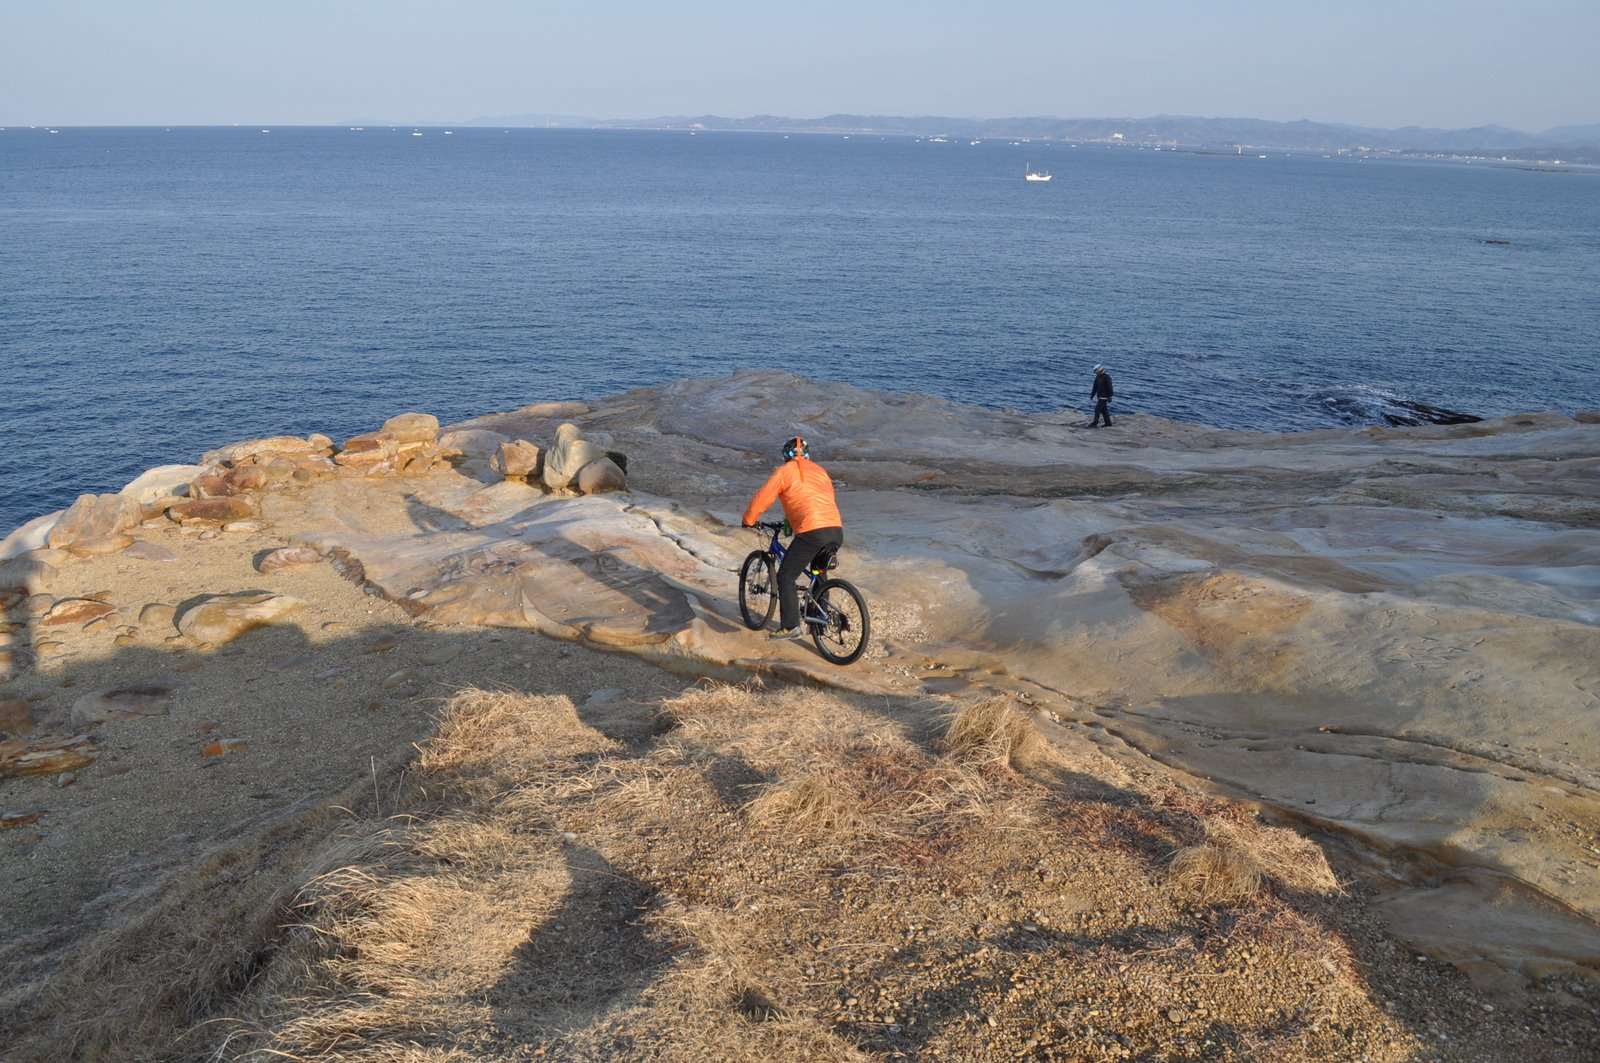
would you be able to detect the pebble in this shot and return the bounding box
[267,654,320,674]
[419,643,463,666]
[202,737,249,757]
[367,634,400,653]
[381,668,417,690]
[223,521,261,533]
[140,603,178,628]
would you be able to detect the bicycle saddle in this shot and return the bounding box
[809,547,840,574]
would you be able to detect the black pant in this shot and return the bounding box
[1092,399,1113,426]
[778,526,844,630]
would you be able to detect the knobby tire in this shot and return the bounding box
[808,577,870,665]
[738,551,777,630]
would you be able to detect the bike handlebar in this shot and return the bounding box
[750,520,787,534]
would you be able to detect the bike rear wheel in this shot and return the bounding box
[808,578,870,665]
[738,551,778,630]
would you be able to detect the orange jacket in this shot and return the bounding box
[742,457,842,534]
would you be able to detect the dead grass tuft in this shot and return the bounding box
[421,687,616,781]
[745,770,861,836]
[1153,787,1340,904]
[1169,842,1264,904]
[940,695,1046,769]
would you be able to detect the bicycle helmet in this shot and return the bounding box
[781,435,810,460]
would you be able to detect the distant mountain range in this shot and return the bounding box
[460,112,1600,159]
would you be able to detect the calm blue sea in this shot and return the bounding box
[3,126,1598,535]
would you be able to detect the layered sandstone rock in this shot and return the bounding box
[45,493,142,550]
[2,375,1594,982]
[491,439,543,481]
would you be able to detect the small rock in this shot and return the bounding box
[1,809,48,830]
[382,412,440,444]
[196,719,221,734]
[436,428,509,461]
[222,465,269,494]
[119,463,209,506]
[167,496,255,524]
[257,545,322,574]
[46,493,143,550]
[64,533,137,556]
[0,695,34,735]
[71,676,182,726]
[25,594,55,616]
[381,668,417,690]
[122,541,179,563]
[575,456,628,495]
[542,426,612,491]
[366,633,400,653]
[223,520,261,534]
[35,640,69,660]
[140,602,178,629]
[42,598,118,627]
[0,734,97,777]
[419,643,463,666]
[209,435,320,466]
[188,470,231,498]
[334,431,400,468]
[202,737,248,757]
[177,592,308,646]
[492,439,544,481]
[322,621,347,633]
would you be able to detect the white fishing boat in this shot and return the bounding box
[1024,164,1052,182]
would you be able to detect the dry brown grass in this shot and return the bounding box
[745,770,862,834]
[6,682,1458,1062]
[1153,787,1341,904]
[939,694,1049,770]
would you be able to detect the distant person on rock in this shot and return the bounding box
[1090,364,1114,427]
[742,436,844,641]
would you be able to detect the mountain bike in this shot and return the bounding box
[738,521,870,665]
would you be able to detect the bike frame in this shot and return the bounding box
[760,526,830,626]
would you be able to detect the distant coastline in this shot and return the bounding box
[449,111,1600,163]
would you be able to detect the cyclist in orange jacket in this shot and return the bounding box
[742,435,844,640]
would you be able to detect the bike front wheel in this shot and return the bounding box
[738,551,777,630]
[808,578,870,665]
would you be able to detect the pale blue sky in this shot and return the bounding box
[2,1,1595,131]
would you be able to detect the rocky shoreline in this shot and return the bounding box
[3,371,1599,1046]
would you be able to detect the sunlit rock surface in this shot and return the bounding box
[8,369,1600,979]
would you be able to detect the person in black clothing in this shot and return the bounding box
[1091,364,1114,427]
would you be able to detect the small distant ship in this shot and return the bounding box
[1024,165,1052,182]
